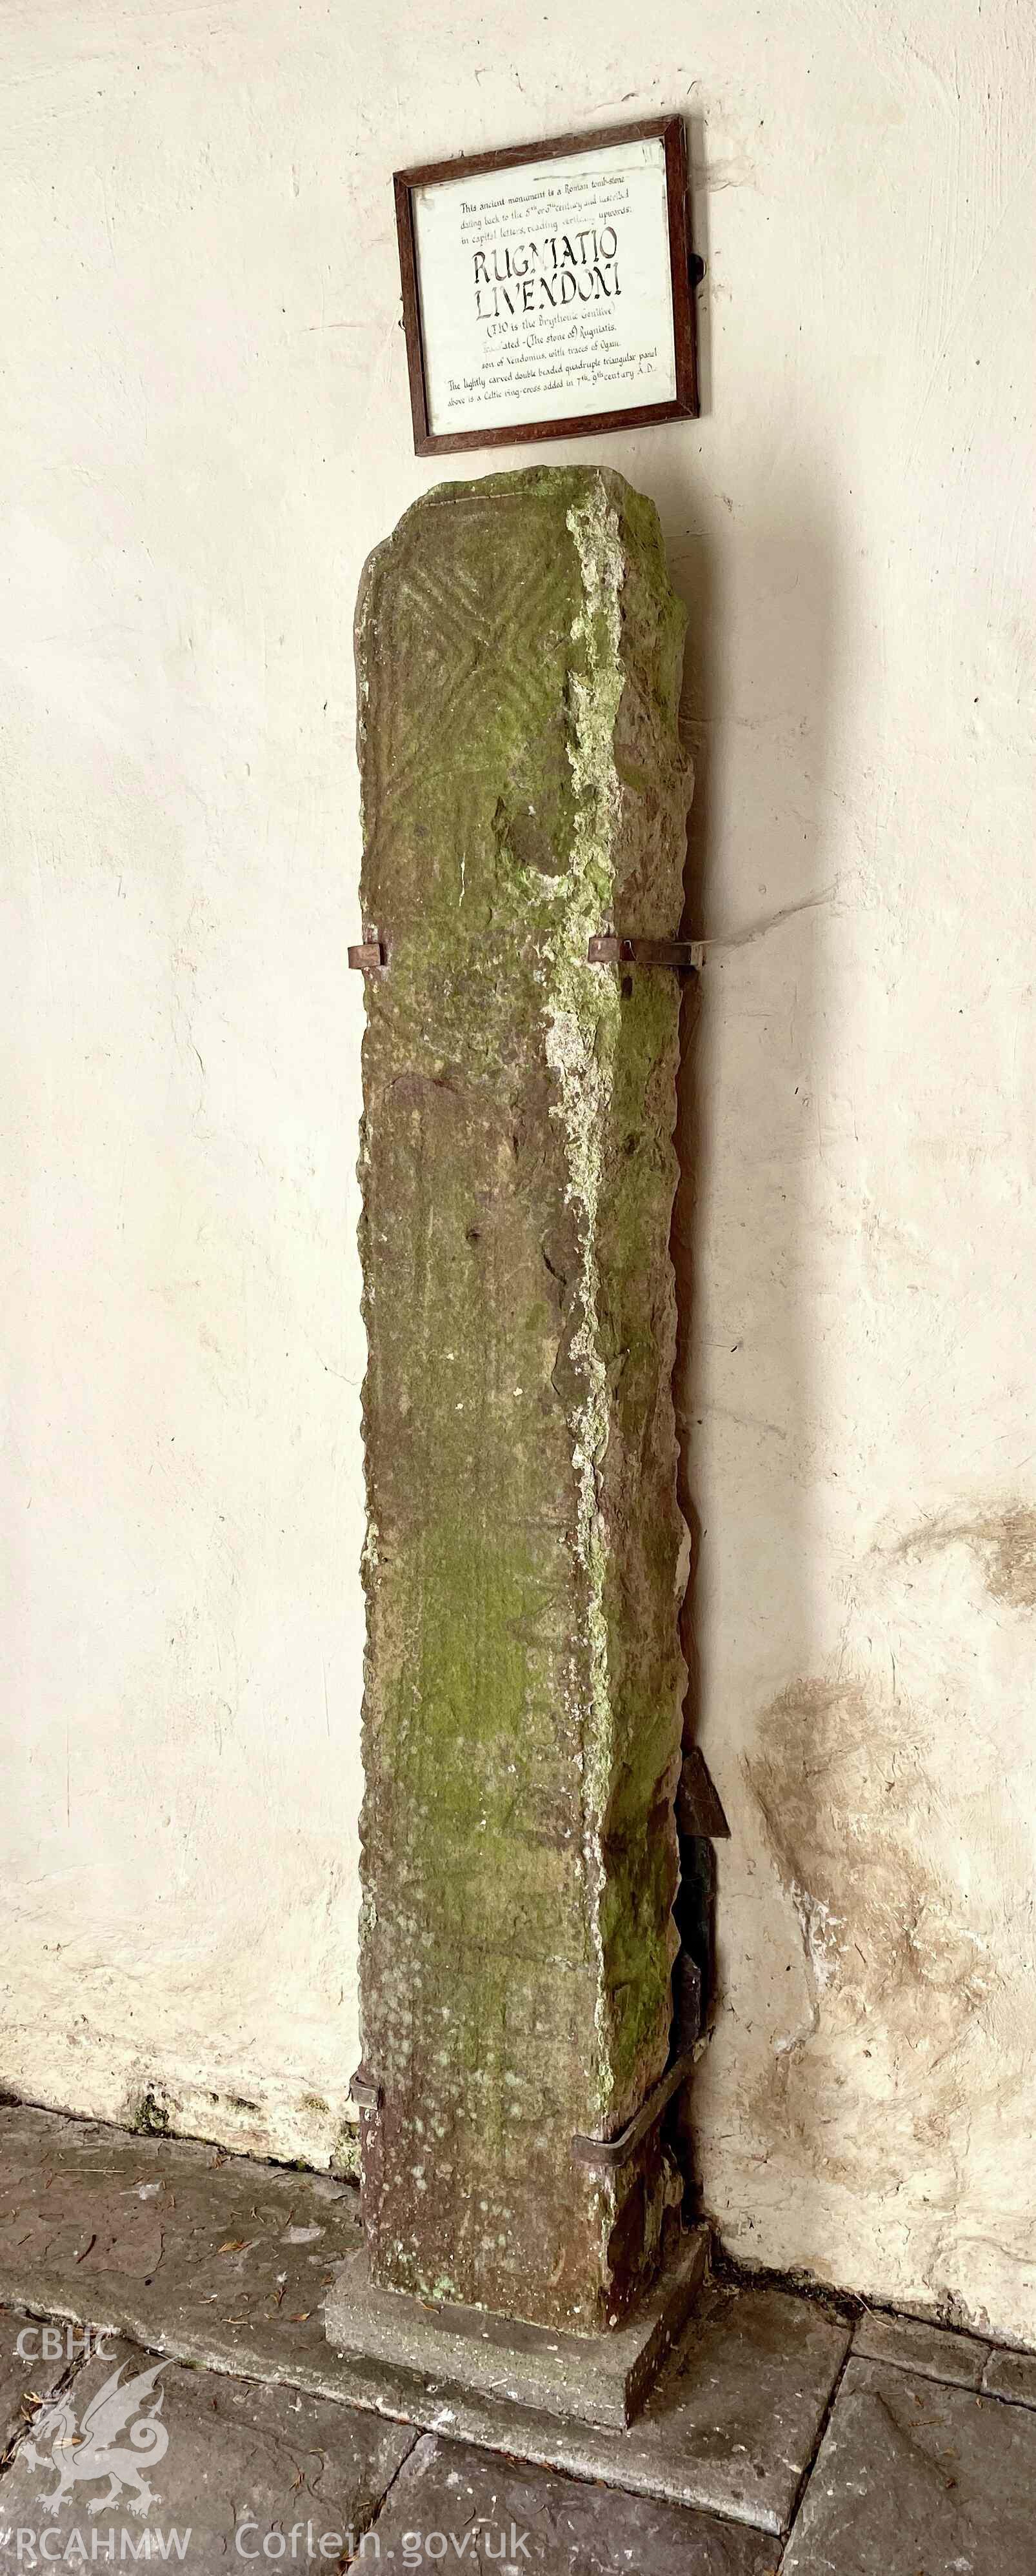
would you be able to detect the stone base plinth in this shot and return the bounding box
[324,2229,710,2433]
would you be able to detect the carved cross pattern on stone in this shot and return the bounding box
[367,513,572,823]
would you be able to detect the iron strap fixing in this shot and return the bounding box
[349,2049,695,2164]
[348,935,702,976]
[571,2049,697,2173]
[586,936,703,972]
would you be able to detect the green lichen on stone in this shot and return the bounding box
[129,2087,173,2138]
[354,467,690,2329]
[330,2124,362,2184]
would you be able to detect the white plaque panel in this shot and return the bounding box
[409,136,681,441]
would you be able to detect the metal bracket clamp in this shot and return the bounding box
[350,934,701,977]
[587,936,703,973]
[571,2048,697,2173]
[349,2067,383,2115]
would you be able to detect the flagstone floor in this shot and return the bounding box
[0,2104,1032,2571]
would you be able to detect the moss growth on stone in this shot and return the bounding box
[130,2088,174,2138]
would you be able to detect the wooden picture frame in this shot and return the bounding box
[393,114,698,458]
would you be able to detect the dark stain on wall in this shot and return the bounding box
[741,1673,997,2195]
[892,1504,1036,1611]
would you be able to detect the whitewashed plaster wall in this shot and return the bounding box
[3,0,1035,2335]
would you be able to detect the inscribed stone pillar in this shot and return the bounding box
[355,467,691,2333]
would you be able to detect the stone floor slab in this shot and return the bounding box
[369,2430,781,2573]
[853,2306,990,2388]
[0,2308,67,2460]
[982,2344,1036,2406]
[0,2109,844,2531]
[0,2335,413,2574]
[781,2355,1036,2573]
[0,2104,365,2395]
[597,2283,848,2535]
[327,2280,846,2534]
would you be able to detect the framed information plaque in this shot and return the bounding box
[395,114,697,456]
